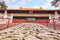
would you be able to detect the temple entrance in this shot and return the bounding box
[13,16,49,25]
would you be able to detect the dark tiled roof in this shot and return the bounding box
[0,10,60,14]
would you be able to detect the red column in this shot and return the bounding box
[14,19,16,26]
[59,17,60,21]
[46,19,49,27]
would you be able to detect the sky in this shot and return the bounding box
[1,0,57,9]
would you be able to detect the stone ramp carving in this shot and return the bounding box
[0,23,60,40]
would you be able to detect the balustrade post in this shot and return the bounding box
[53,18,56,29]
[7,18,10,28]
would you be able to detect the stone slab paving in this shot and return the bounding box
[0,23,60,40]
